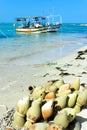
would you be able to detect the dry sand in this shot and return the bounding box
[0,45,87,129]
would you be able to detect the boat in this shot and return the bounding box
[14,15,62,33]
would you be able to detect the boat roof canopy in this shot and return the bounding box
[15,15,62,24]
[16,18,26,21]
[15,16,46,21]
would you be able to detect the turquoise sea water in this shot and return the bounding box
[0,23,87,65]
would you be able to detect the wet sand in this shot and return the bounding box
[0,45,87,129]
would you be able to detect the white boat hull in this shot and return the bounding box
[16,27,48,33]
[47,27,58,32]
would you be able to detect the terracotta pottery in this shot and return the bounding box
[54,111,69,128]
[45,92,55,99]
[47,123,63,130]
[28,85,36,94]
[24,119,33,129]
[12,111,25,129]
[12,77,87,130]
[16,96,30,115]
[31,86,45,99]
[41,100,54,120]
[5,127,13,130]
[42,81,53,91]
[53,80,64,89]
[58,83,71,93]
[74,104,81,113]
[77,90,87,107]
[27,98,42,123]
[47,85,58,93]
[29,123,49,130]
[56,89,71,96]
[74,90,87,113]
[55,95,68,109]
[83,88,87,104]
[67,93,78,107]
[61,108,76,123]
[70,78,80,90]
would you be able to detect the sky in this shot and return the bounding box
[0,0,87,23]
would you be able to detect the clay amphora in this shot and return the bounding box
[47,123,63,130]
[24,118,33,129]
[67,93,78,107]
[16,96,30,115]
[28,85,36,94]
[74,104,81,113]
[42,81,53,91]
[58,83,71,92]
[12,111,25,129]
[74,90,87,113]
[27,98,42,123]
[45,92,55,99]
[77,90,87,107]
[31,86,45,99]
[54,111,69,128]
[41,100,54,120]
[29,122,49,130]
[53,80,64,89]
[56,89,71,96]
[61,108,76,123]
[47,85,58,93]
[55,95,68,109]
[70,78,80,90]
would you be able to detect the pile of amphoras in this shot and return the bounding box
[12,78,87,130]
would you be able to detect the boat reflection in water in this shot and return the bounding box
[14,15,62,33]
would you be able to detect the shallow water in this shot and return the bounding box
[0,23,87,65]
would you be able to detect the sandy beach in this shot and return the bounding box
[0,45,87,129]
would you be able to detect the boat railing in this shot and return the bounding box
[46,14,62,25]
